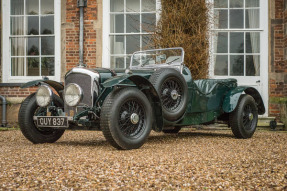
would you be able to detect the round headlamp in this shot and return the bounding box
[36,85,53,107]
[64,83,83,107]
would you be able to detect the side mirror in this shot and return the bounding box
[156,54,166,62]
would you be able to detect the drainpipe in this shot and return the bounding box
[78,0,87,67]
[0,95,7,127]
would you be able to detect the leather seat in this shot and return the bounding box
[194,79,237,95]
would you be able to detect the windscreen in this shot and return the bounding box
[130,48,184,68]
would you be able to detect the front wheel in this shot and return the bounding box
[18,93,65,144]
[229,95,258,139]
[100,88,153,150]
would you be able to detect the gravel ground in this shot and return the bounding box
[0,129,287,190]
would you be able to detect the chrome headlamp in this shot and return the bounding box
[64,83,83,107]
[36,85,53,107]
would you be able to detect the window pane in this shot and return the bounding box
[142,13,156,32]
[111,0,124,12]
[11,57,25,76]
[142,0,156,12]
[11,0,24,15]
[41,16,54,34]
[110,35,125,54]
[27,16,39,35]
[126,0,140,12]
[126,56,131,67]
[11,17,24,35]
[26,0,39,15]
[11,38,25,56]
[246,0,259,8]
[42,57,55,76]
[230,55,244,76]
[246,55,260,76]
[214,55,228,76]
[41,0,54,14]
[126,14,140,33]
[41,37,55,55]
[27,57,39,76]
[216,32,228,53]
[230,9,244,28]
[110,14,124,33]
[142,35,154,50]
[230,0,243,8]
[230,32,244,53]
[126,35,140,54]
[246,32,260,53]
[111,56,125,68]
[246,9,259,29]
[214,10,228,29]
[27,37,39,55]
[214,0,228,8]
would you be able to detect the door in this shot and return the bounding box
[209,0,268,115]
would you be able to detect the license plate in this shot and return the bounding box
[36,117,68,128]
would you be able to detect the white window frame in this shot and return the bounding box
[102,0,161,68]
[2,0,61,83]
[208,0,269,116]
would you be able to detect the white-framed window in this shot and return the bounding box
[212,0,261,77]
[2,0,61,83]
[103,0,161,68]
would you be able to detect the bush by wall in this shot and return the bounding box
[152,0,210,79]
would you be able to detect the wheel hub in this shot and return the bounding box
[130,113,139,125]
[171,90,180,100]
[248,113,254,121]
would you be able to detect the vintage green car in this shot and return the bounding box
[19,47,265,150]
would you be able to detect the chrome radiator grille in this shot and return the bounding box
[64,73,93,115]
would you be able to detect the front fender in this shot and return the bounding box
[223,86,265,115]
[102,74,164,132]
[21,79,64,99]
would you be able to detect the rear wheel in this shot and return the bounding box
[229,95,258,139]
[18,93,65,144]
[100,88,153,150]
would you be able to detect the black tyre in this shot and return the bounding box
[162,127,181,134]
[18,93,65,144]
[100,88,153,150]
[149,68,188,121]
[229,95,258,139]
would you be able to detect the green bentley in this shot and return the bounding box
[19,47,265,150]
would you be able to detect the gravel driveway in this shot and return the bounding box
[0,129,287,190]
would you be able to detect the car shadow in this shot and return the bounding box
[53,130,234,148]
[147,131,234,143]
[55,139,110,148]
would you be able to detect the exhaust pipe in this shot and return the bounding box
[78,0,87,67]
[0,95,7,127]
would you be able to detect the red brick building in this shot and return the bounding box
[0,0,286,124]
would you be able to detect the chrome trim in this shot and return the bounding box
[64,83,84,107]
[36,85,53,107]
[65,67,100,98]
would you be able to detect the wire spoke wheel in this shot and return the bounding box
[101,87,152,150]
[230,95,258,139]
[149,68,188,121]
[119,99,146,138]
[160,78,183,112]
[18,93,65,144]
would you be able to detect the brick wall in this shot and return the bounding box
[270,0,287,118]
[66,0,98,71]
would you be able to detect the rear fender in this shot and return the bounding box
[21,79,64,99]
[223,86,265,115]
[102,75,163,132]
